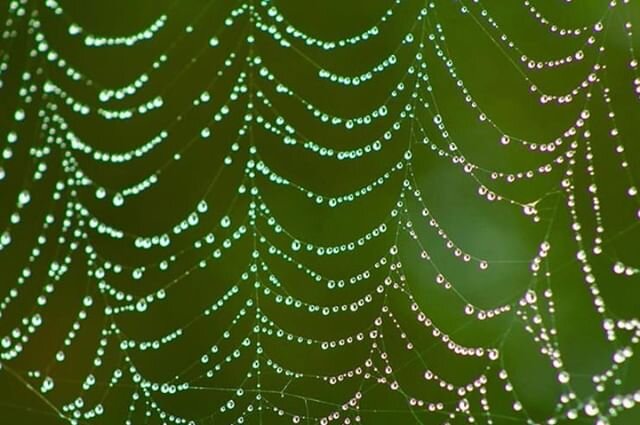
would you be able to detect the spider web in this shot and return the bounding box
[1,0,640,423]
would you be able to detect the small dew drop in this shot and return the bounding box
[14,109,25,122]
[558,371,570,384]
[584,401,599,416]
[112,193,124,207]
[291,240,301,251]
[136,299,147,312]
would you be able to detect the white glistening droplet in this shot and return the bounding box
[14,109,25,121]
[557,371,570,384]
[112,193,124,207]
[18,190,31,206]
[136,299,147,312]
[584,401,599,416]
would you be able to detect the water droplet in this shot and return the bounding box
[584,401,599,416]
[613,262,625,274]
[41,376,54,393]
[136,299,147,312]
[18,190,30,206]
[558,371,570,384]
[112,193,124,207]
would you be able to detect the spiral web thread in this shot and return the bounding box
[1,0,640,424]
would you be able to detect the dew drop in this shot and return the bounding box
[557,371,570,384]
[14,109,25,121]
[136,299,147,312]
[220,216,231,228]
[584,401,599,416]
[112,193,124,207]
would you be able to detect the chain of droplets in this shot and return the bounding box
[1,198,79,362]
[0,117,113,357]
[0,1,515,423]
[427,8,604,147]
[32,0,414,106]
[612,0,640,276]
[13,0,427,170]
[415,6,629,235]
[521,0,591,36]
[602,6,640,236]
[254,0,402,51]
[11,186,512,425]
[411,94,549,221]
[401,172,515,321]
[43,0,171,47]
[0,4,504,422]
[525,103,632,423]
[47,46,241,164]
[1,0,640,423]
[111,284,502,425]
[0,0,504,364]
[39,44,421,209]
[412,104,577,188]
[497,2,640,420]
[86,255,484,423]
[31,2,248,104]
[464,0,607,71]
[0,0,27,94]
